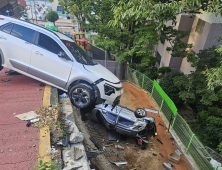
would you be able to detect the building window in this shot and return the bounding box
[160,31,165,44]
[156,51,162,65]
[195,19,205,35]
[57,6,62,12]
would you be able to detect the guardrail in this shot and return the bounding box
[127,67,214,170]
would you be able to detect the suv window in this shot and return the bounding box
[118,117,133,126]
[105,112,116,122]
[38,33,64,54]
[2,24,13,34]
[11,24,35,43]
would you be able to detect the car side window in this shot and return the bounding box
[2,24,13,34]
[38,33,64,54]
[105,112,116,122]
[11,24,35,43]
[118,117,133,126]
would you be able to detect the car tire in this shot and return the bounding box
[69,83,95,109]
[0,54,3,71]
[134,108,146,118]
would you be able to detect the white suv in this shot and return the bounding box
[0,16,123,109]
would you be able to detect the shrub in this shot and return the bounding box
[158,66,171,75]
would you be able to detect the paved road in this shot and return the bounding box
[0,68,44,170]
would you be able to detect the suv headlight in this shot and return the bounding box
[104,84,115,96]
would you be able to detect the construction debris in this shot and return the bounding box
[168,153,180,164]
[109,160,127,167]
[86,151,102,158]
[156,139,163,144]
[68,147,83,161]
[90,136,105,151]
[0,79,10,82]
[159,153,164,158]
[163,163,173,170]
[15,111,37,121]
[70,132,84,144]
[108,131,117,141]
[115,145,124,150]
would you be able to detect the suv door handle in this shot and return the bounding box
[35,51,43,56]
[0,36,6,40]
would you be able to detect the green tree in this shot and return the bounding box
[159,72,185,104]
[46,10,59,26]
[18,3,29,21]
[173,47,221,111]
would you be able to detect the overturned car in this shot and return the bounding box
[88,104,157,138]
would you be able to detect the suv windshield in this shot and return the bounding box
[61,40,96,65]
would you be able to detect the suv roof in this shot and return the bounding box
[0,15,59,38]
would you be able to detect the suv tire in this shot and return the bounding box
[134,108,146,118]
[69,83,95,109]
[0,54,3,71]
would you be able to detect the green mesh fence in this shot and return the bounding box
[126,67,214,170]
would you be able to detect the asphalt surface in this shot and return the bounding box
[0,68,44,170]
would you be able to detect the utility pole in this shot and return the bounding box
[29,0,34,23]
[33,0,38,24]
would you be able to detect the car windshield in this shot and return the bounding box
[61,40,96,65]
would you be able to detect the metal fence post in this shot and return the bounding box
[151,85,154,97]
[160,99,164,111]
[171,114,177,130]
[186,134,195,153]
[214,165,219,170]
[142,74,145,88]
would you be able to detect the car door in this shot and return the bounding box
[29,31,73,88]
[0,23,36,72]
[101,112,117,130]
[116,116,134,136]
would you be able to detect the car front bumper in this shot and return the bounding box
[95,81,123,105]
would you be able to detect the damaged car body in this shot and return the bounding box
[88,104,157,138]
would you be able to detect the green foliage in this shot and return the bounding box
[217,90,222,103]
[218,142,222,154]
[157,67,171,78]
[46,10,59,26]
[18,3,29,21]
[159,72,185,104]
[35,160,60,170]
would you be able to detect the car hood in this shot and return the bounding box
[84,64,120,83]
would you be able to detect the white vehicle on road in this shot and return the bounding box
[0,16,123,109]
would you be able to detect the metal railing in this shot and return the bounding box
[127,67,214,170]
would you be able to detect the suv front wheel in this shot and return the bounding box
[69,83,95,109]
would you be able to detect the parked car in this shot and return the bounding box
[88,104,157,138]
[0,15,123,108]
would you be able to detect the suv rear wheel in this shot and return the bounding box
[69,83,95,109]
[0,54,3,71]
[134,108,146,118]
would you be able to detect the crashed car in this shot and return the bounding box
[88,104,157,138]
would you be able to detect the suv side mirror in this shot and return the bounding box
[58,51,71,60]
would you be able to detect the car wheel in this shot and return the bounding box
[134,108,146,118]
[0,54,3,71]
[69,83,95,109]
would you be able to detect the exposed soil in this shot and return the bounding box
[83,81,194,170]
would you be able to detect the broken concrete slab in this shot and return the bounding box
[62,146,90,170]
[70,132,84,144]
[66,119,79,133]
[15,111,37,120]
[69,147,84,161]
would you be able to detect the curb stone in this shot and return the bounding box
[60,98,91,170]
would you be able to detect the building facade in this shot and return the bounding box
[155,11,222,74]
[0,0,20,18]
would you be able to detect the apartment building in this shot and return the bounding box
[156,11,222,74]
[0,0,19,18]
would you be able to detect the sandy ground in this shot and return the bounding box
[84,81,194,170]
